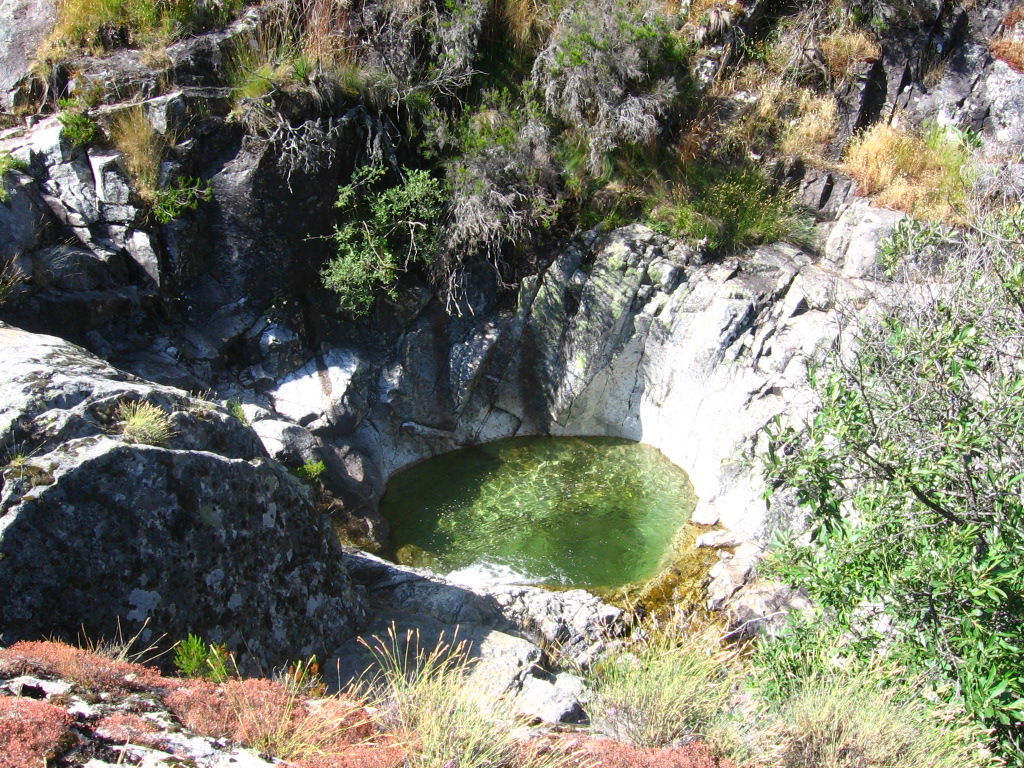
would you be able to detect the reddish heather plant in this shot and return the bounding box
[1003,6,1024,27]
[0,696,75,768]
[0,641,165,692]
[95,712,168,750]
[294,742,409,768]
[559,737,737,768]
[991,39,1024,72]
[166,678,374,760]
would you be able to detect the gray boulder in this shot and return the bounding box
[0,0,55,110]
[0,324,366,670]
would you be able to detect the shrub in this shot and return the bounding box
[764,207,1024,761]
[359,626,578,768]
[532,0,694,175]
[0,696,74,768]
[292,459,326,485]
[875,215,958,277]
[322,164,446,314]
[0,151,28,204]
[0,641,164,692]
[842,122,972,222]
[353,0,484,113]
[173,633,233,682]
[57,101,99,147]
[991,39,1024,73]
[441,95,560,307]
[585,626,738,748]
[115,399,175,445]
[152,176,212,223]
[166,677,373,762]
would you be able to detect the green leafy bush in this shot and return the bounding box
[0,151,28,204]
[152,177,212,223]
[764,207,1024,761]
[322,164,445,314]
[876,216,957,277]
[292,459,326,485]
[173,633,233,681]
[57,101,99,147]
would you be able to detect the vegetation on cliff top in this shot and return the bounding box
[31,0,931,313]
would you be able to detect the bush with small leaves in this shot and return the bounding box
[292,459,326,485]
[764,207,1024,762]
[57,100,99,148]
[152,177,212,223]
[322,164,445,314]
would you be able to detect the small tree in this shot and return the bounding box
[322,164,445,314]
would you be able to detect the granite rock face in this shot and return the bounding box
[344,222,890,548]
[0,324,366,671]
[336,550,624,722]
[0,0,56,110]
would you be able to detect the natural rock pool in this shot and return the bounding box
[379,436,698,589]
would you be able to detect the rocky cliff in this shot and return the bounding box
[1,0,1022,691]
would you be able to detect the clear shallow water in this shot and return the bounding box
[379,436,698,590]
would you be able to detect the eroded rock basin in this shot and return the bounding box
[380,436,698,590]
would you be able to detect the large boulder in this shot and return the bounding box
[0,0,56,110]
[0,324,366,670]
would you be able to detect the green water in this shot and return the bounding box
[380,436,698,590]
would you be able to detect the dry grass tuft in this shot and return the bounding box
[820,28,880,80]
[0,697,75,768]
[359,626,579,768]
[780,91,838,162]
[758,675,999,768]
[490,0,552,49]
[0,257,26,307]
[585,625,741,749]
[991,39,1024,73]
[108,106,167,200]
[842,122,971,222]
[0,641,165,693]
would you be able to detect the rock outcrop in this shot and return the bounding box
[0,324,366,672]
[337,550,623,723]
